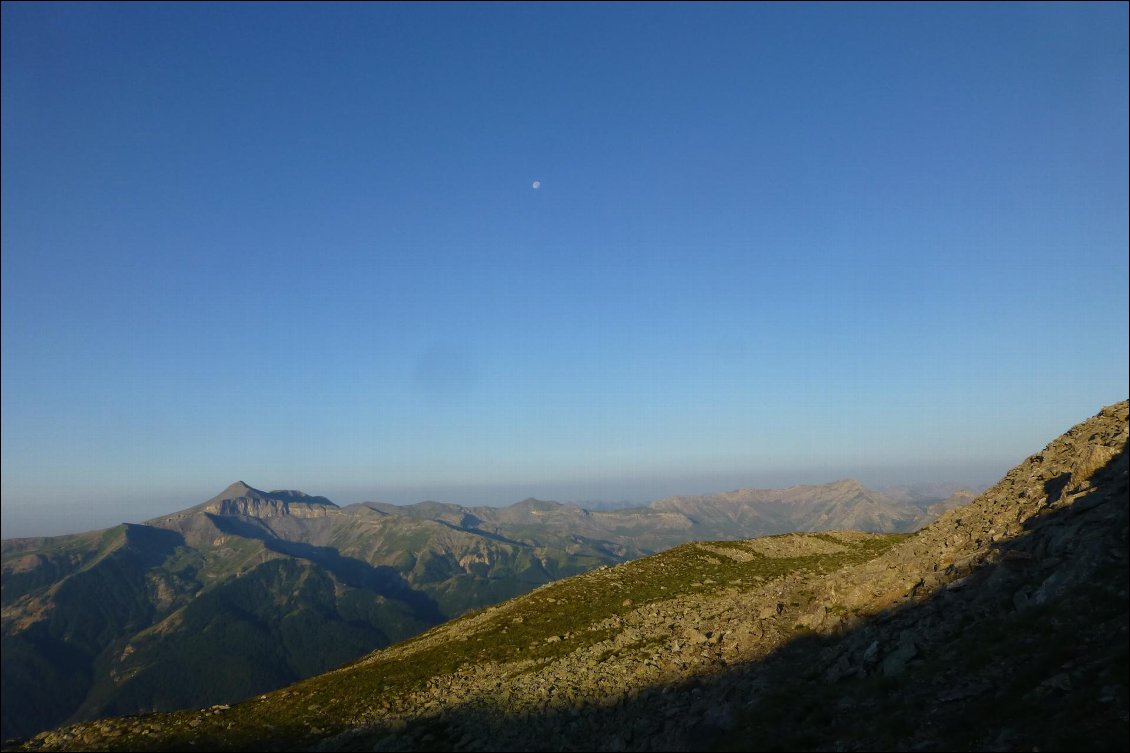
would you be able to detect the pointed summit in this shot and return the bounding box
[194,481,270,515]
[219,480,260,499]
[194,481,337,520]
[144,481,337,532]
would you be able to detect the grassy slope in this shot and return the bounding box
[23,532,906,751]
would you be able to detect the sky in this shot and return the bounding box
[2,2,1127,537]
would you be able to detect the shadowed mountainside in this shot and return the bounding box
[11,400,1126,752]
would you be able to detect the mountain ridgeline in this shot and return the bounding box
[7,400,1127,752]
[0,476,971,742]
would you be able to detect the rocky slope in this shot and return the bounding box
[14,400,1127,752]
[1,477,961,742]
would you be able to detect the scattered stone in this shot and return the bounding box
[881,631,919,677]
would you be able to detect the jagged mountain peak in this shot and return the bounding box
[141,483,338,534]
[202,482,339,507]
[196,481,338,519]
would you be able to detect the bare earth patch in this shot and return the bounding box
[743,534,848,558]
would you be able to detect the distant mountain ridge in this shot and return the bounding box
[649,478,917,532]
[358,477,972,549]
[2,476,976,741]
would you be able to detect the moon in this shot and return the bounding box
[531,180,541,190]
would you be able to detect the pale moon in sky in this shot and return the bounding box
[531,180,541,189]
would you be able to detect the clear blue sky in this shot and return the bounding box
[3,2,1127,537]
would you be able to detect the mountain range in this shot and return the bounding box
[9,399,1125,752]
[1,475,973,741]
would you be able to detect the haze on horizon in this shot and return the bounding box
[2,3,1128,539]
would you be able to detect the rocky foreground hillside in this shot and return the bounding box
[14,400,1128,752]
